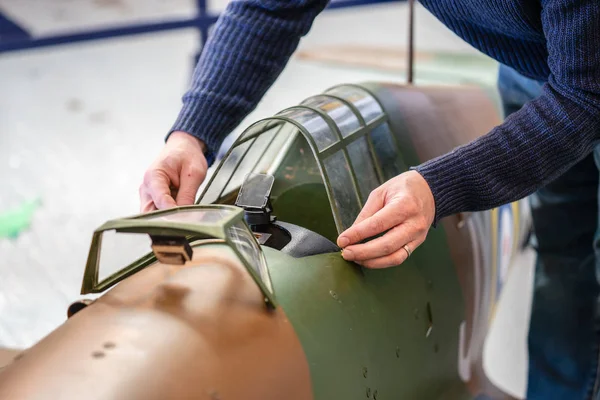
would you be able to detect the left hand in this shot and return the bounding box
[139,131,208,213]
[336,171,435,269]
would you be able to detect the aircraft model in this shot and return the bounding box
[0,2,533,397]
[0,78,531,399]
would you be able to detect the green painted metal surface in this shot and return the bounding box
[265,223,470,399]
[71,81,524,399]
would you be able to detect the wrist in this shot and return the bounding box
[409,168,437,227]
[168,130,207,153]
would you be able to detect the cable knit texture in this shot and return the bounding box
[170,0,600,224]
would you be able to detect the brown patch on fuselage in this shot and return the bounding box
[0,248,313,400]
[0,349,22,370]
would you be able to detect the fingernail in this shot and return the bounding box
[342,248,354,261]
[338,236,349,248]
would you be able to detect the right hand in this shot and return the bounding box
[139,131,208,213]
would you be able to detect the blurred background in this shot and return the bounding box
[0,0,530,397]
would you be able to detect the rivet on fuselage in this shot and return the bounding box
[366,387,371,398]
[395,347,400,358]
[363,367,368,378]
[330,290,338,300]
[373,389,378,399]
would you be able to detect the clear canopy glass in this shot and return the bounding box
[198,84,403,234]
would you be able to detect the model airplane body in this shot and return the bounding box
[0,81,531,400]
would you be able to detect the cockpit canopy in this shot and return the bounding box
[79,84,410,303]
[198,84,406,241]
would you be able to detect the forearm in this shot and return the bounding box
[416,81,600,224]
[416,0,600,224]
[169,0,328,164]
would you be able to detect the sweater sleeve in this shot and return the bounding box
[169,0,329,164]
[415,0,600,225]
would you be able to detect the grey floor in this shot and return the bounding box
[0,1,533,397]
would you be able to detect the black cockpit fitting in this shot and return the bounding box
[235,173,339,258]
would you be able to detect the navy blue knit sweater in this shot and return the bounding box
[170,0,600,224]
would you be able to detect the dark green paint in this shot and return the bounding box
[265,219,470,399]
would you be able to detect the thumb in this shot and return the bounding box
[175,164,205,206]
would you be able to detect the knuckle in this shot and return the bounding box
[187,164,201,176]
[187,164,205,180]
[163,154,178,169]
[403,198,419,215]
[177,186,194,197]
[160,154,183,173]
[349,231,362,243]
[369,218,384,233]
[382,242,393,255]
[178,193,196,205]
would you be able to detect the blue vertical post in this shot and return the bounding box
[0,12,30,40]
[194,0,210,65]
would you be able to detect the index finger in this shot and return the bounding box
[337,191,383,248]
[147,172,177,210]
[338,205,404,247]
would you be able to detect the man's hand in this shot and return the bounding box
[139,131,208,212]
[337,171,435,269]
